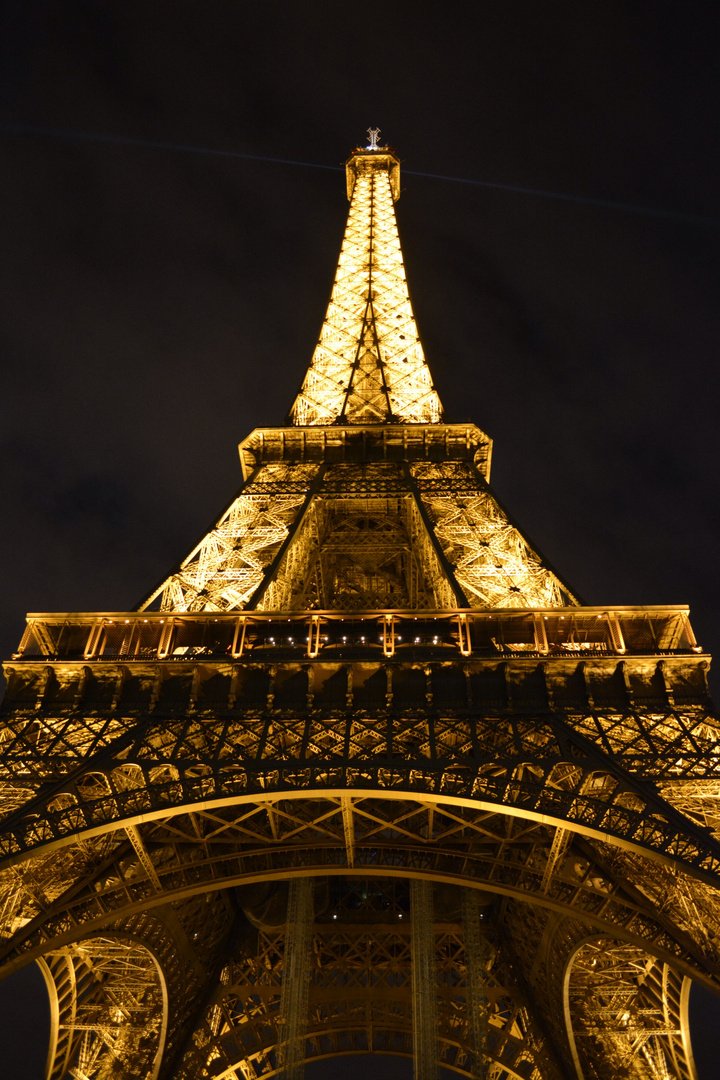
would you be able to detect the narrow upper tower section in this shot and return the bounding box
[289,131,443,426]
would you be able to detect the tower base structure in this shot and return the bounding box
[2,601,716,1078]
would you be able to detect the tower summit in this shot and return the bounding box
[290,132,442,426]
[1,137,720,1080]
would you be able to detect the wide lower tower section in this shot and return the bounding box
[2,135,720,1080]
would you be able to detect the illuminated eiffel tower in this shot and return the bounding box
[2,132,720,1080]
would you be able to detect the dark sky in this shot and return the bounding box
[1,1,719,1076]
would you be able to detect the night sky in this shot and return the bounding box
[1,2,719,1076]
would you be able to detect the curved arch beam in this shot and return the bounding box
[2,782,720,889]
[1,701,720,886]
[1,852,718,993]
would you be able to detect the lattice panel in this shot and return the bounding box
[258,475,458,611]
[412,462,576,608]
[567,940,695,1080]
[140,463,320,613]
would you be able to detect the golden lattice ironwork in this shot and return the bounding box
[289,145,442,427]
[565,939,696,1080]
[1,137,718,1080]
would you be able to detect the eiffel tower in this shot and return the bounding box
[2,132,719,1080]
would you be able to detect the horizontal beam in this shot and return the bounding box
[10,605,700,664]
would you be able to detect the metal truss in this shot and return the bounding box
[139,464,321,613]
[289,149,442,427]
[0,680,717,1077]
[1,777,720,985]
[138,455,578,618]
[130,139,579,622]
[566,939,695,1080]
[411,463,576,609]
[463,888,491,1079]
[257,465,460,611]
[40,934,166,1080]
[32,895,234,1080]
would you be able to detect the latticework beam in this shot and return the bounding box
[463,889,490,1080]
[411,879,439,1080]
[279,877,314,1080]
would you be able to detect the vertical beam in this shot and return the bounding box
[463,889,489,1080]
[457,614,472,657]
[606,611,626,654]
[341,797,355,868]
[410,879,438,1080]
[157,617,175,658]
[541,827,571,893]
[83,618,105,659]
[382,615,396,658]
[405,464,470,608]
[533,613,549,655]
[307,615,322,658]
[279,877,314,1080]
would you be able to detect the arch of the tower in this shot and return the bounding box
[2,697,720,876]
[0,863,709,1080]
[1,790,719,991]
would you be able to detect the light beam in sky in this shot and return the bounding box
[1,121,718,229]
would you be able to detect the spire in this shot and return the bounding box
[289,134,443,426]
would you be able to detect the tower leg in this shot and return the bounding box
[279,877,314,1080]
[411,879,438,1080]
[463,889,490,1080]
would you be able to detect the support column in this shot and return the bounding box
[410,878,438,1080]
[463,889,490,1080]
[279,877,314,1080]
